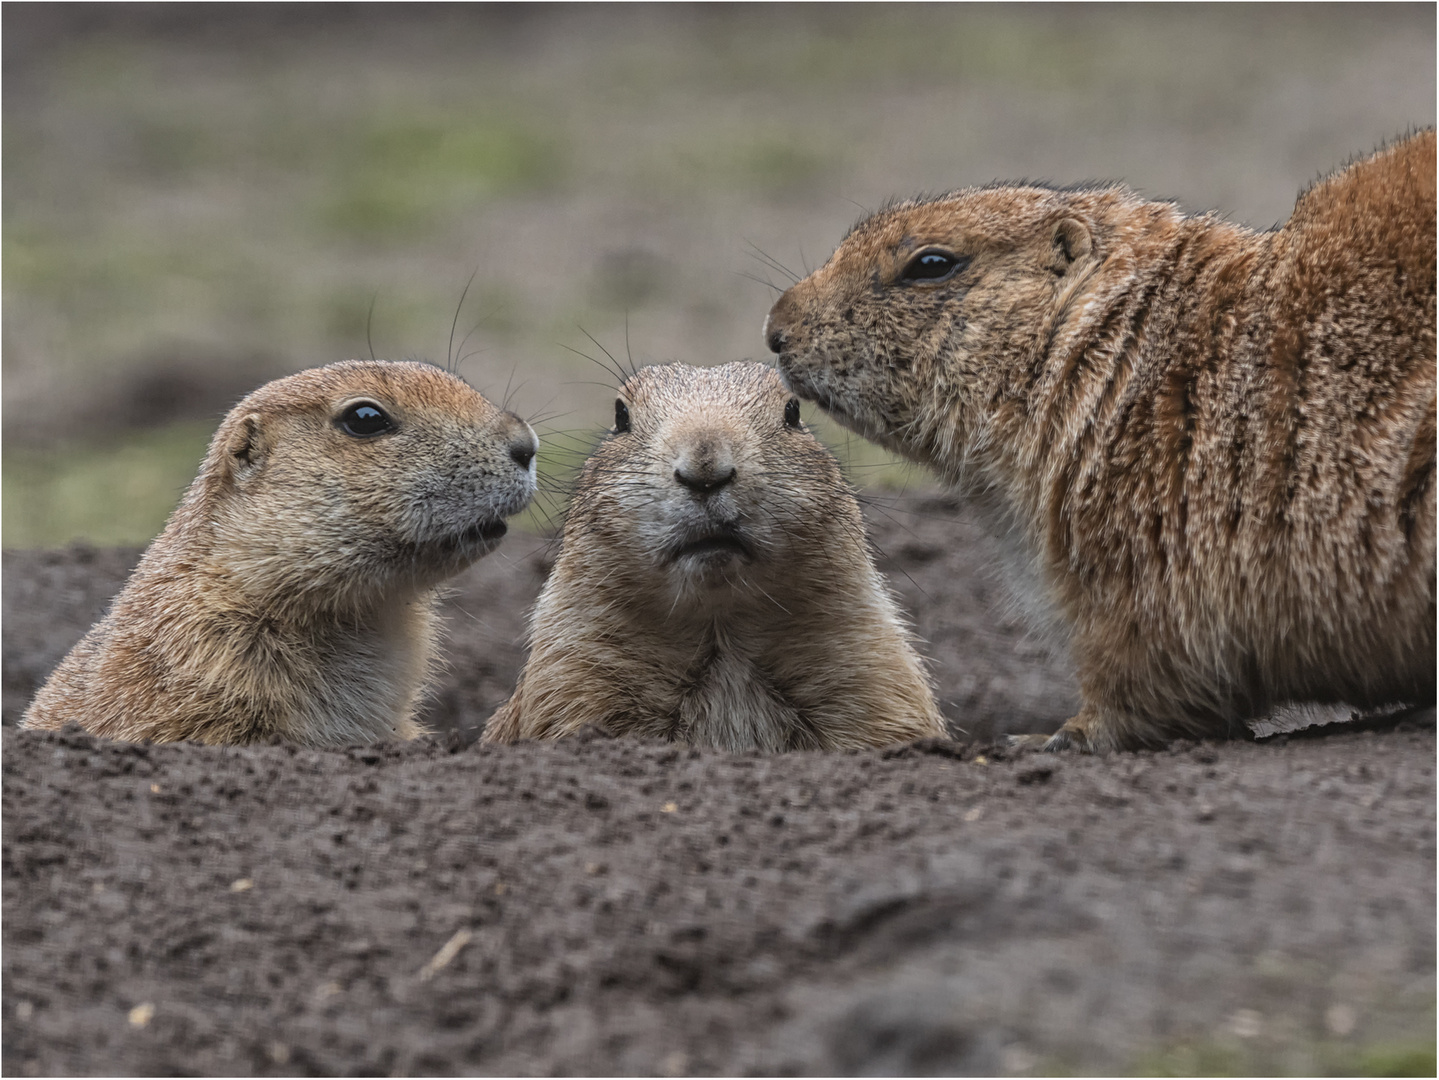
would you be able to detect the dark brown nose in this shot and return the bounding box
[674,437,737,495]
[764,294,795,354]
[675,463,736,494]
[765,320,785,354]
[502,412,537,470]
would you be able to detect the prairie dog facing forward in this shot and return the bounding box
[483,362,945,752]
[766,131,1436,751]
[22,360,537,746]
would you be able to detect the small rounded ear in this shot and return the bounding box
[222,413,268,483]
[1051,217,1093,272]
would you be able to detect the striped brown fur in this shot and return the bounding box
[766,132,1436,750]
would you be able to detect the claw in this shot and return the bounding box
[1008,728,1092,753]
[1006,733,1051,751]
[1042,727,1083,753]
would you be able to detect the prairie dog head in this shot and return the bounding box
[564,361,860,610]
[201,360,537,606]
[764,186,1124,478]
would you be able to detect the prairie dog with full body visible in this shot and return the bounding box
[22,360,537,747]
[483,361,946,752]
[765,131,1436,752]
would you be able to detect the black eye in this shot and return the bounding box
[900,249,968,283]
[337,401,393,438]
[614,399,631,434]
[784,398,801,428]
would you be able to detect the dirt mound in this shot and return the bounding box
[4,721,1433,1076]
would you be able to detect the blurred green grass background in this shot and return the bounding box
[4,4,1434,547]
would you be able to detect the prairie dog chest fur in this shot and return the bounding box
[23,359,538,747]
[674,625,801,754]
[268,600,434,745]
[484,361,946,752]
[964,483,1072,658]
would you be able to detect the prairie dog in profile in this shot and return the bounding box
[766,131,1436,751]
[22,360,537,746]
[483,361,945,752]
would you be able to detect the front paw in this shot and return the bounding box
[1007,725,1093,753]
[1041,725,1092,753]
[1006,732,1052,752]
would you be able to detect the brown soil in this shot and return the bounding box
[3,496,1435,1075]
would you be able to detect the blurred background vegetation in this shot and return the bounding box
[4,3,1434,547]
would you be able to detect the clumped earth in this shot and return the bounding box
[3,496,1435,1075]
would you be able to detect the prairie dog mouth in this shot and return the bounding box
[404,516,509,571]
[669,527,752,564]
[791,384,879,442]
[466,519,508,544]
[439,518,507,552]
[782,373,841,417]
